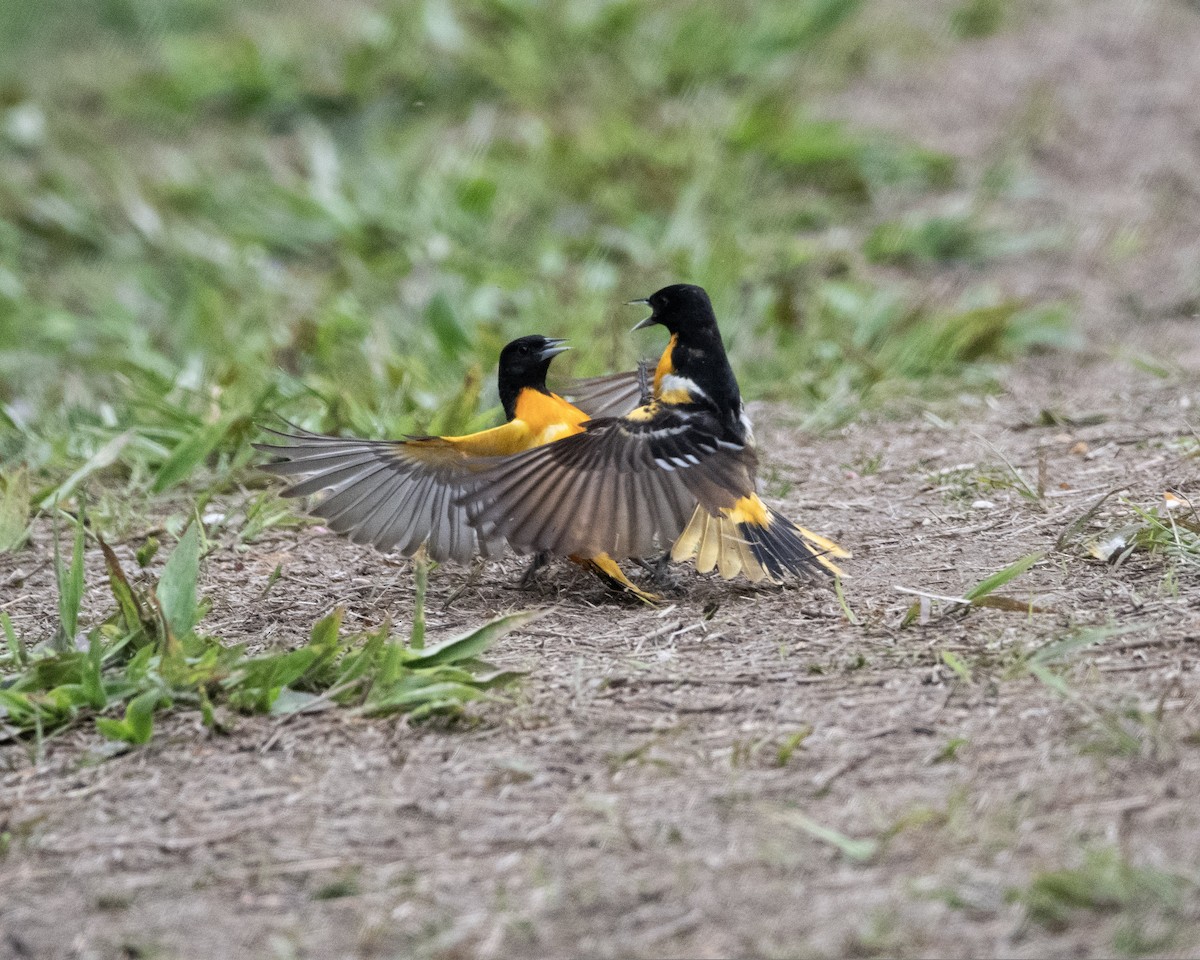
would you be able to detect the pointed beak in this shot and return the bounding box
[627,298,656,332]
[538,338,570,361]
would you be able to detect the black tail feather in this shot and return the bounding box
[738,508,831,580]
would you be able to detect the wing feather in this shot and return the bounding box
[254,427,504,563]
[558,370,645,419]
[459,404,756,559]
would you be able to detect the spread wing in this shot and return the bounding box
[459,403,757,559]
[558,367,648,419]
[254,424,506,563]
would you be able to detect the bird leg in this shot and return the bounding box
[574,554,659,604]
[633,552,676,587]
[518,551,552,588]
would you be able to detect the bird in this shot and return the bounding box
[458,284,849,582]
[254,335,657,601]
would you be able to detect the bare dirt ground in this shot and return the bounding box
[4,2,1200,958]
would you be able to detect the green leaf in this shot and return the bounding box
[151,419,231,493]
[964,552,1044,602]
[404,609,545,668]
[37,432,133,510]
[2,612,23,667]
[0,466,31,553]
[0,689,37,724]
[410,553,428,650]
[1028,662,1071,696]
[269,687,327,716]
[156,523,201,642]
[136,537,160,568]
[95,717,132,741]
[426,293,470,357]
[309,608,343,650]
[54,509,87,652]
[1029,624,1144,667]
[80,633,107,708]
[363,680,486,716]
[769,808,879,862]
[123,688,163,743]
[941,650,973,684]
[99,537,152,645]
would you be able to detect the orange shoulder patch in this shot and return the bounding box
[440,420,537,457]
[513,389,590,434]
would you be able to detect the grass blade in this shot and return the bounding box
[963,551,1044,602]
[362,680,488,716]
[411,550,428,650]
[37,432,132,510]
[941,650,973,684]
[99,537,152,645]
[151,419,231,494]
[768,808,879,862]
[53,508,87,653]
[2,612,24,667]
[1029,624,1144,667]
[404,608,546,668]
[156,523,201,645]
[0,466,32,553]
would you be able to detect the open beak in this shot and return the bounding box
[538,338,571,361]
[627,298,656,332]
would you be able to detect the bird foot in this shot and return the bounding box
[518,551,552,589]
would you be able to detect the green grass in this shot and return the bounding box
[1011,847,1194,955]
[0,1,1080,744]
[1089,495,1200,573]
[0,511,535,748]
[0,0,1073,531]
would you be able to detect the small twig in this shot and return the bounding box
[892,585,973,606]
[636,358,654,405]
[1,561,49,588]
[812,753,869,795]
[219,856,349,880]
[652,697,736,714]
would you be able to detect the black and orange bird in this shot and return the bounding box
[254,335,657,600]
[458,284,849,582]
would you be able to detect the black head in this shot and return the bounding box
[630,283,717,336]
[497,335,569,420]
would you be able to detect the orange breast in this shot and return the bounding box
[653,334,678,394]
[514,389,589,430]
[437,388,589,458]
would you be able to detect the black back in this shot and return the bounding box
[642,284,744,434]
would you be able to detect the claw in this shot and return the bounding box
[519,551,552,589]
[574,554,660,604]
[633,552,675,588]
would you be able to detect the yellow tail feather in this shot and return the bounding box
[672,500,850,581]
[672,508,769,582]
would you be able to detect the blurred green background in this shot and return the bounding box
[0,0,1071,528]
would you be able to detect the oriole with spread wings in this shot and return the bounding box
[459,284,848,582]
[254,335,655,599]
